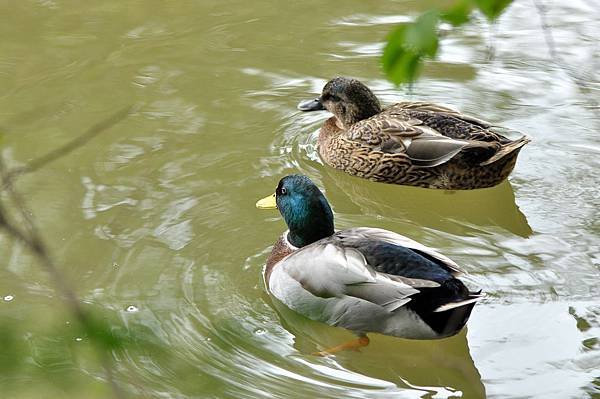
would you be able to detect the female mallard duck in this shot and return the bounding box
[257,175,482,353]
[298,77,530,190]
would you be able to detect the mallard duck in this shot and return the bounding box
[298,77,530,189]
[257,175,482,353]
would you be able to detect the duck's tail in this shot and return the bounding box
[479,135,531,166]
[434,291,485,312]
[433,291,485,337]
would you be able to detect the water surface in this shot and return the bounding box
[1,1,599,398]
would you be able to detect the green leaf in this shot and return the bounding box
[382,11,439,84]
[383,49,423,84]
[382,26,419,84]
[406,10,440,57]
[473,0,513,21]
[441,0,473,26]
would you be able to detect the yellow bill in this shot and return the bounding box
[256,193,277,209]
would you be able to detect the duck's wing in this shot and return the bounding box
[402,134,496,167]
[337,227,464,276]
[278,239,421,312]
[392,101,527,145]
[346,116,424,145]
[347,112,498,168]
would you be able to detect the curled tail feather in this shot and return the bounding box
[480,135,531,166]
[434,292,485,313]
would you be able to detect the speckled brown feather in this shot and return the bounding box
[317,102,529,189]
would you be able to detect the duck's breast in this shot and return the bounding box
[264,234,297,288]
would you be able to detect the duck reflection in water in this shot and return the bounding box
[317,168,532,238]
[272,298,486,399]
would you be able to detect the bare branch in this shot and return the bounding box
[533,0,595,92]
[0,156,36,236]
[3,105,133,190]
[0,163,126,398]
[0,109,131,398]
[532,1,555,57]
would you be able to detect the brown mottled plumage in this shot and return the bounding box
[298,77,530,189]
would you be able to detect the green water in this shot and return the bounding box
[1,1,599,398]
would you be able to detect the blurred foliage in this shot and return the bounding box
[0,304,169,397]
[473,0,513,20]
[0,107,140,397]
[382,11,439,84]
[382,0,513,84]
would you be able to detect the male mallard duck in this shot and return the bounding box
[298,77,530,189]
[257,175,482,353]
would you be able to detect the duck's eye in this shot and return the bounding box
[322,94,340,102]
[280,187,287,195]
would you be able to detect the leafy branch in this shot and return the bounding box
[382,0,513,84]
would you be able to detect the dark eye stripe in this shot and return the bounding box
[323,94,340,102]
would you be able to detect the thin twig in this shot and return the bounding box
[532,0,592,91]
[2,106,132,190]
[0,199,84,320]
[0,108,133,398]
[0,156,36,236]
[0,164,126,399]
[533,0,558,59]
[0,205,125,399]
[0,158,79,311]
[486,21,497,61]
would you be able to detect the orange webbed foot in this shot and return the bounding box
[313,336,370,357]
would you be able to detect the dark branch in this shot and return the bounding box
[533,0,595,92]
[0,108,132,398]
[3,105,133,190]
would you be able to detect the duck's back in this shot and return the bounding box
[349,102,509,143]
[339,230,479,337]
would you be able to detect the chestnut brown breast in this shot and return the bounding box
[264,235,295,289]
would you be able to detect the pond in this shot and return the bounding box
[1,1,598,398]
